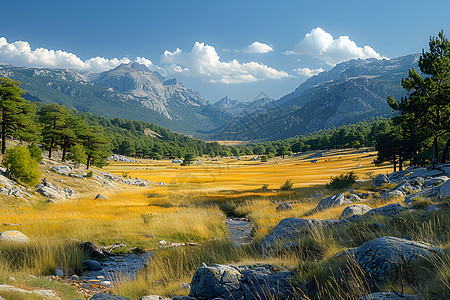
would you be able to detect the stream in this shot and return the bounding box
[79,218,253,286]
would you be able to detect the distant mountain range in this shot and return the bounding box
[209,54,420,141]
[0,54,419,141]
[0,62,232,134]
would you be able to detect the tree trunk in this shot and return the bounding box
[86,155,91,170]
[432,136,439,167]
[61,137,68,161]
[393,156,397,172]
[1,108,6,155]
[48,135,54,159]
[399,154,403,171]
[439,136,450,164]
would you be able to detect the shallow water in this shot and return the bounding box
[225,218,253,246]
[80,252,152,285]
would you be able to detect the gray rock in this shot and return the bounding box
[55,268,64,277]
[356,236,442,281]
[276,203,293,212]
[340,204,372,219]
[260,218,347,252]
[425,204,441,213]
[51,165,72,176]
[347,193,362,202]
[386,190,405,198]
[365,203,408,217]
[439,179,450,199]
[83,260,102,271]
[372,174,390,186]
[189,264,243,300]
[392,181,421,195]
[410,177,424,187]
[71,274,80,280]
[316,193,351,210]
[47,198,57,203]
[423,176,448,188]
[260,218,319,252]
[360,292,419,299]
[95,194,108,200]
[404,186,441,205]
[90,294,131,300]
[172,297,197,300]
[138,296,163,300]
[0,230,29,243]
[241,266,294,300]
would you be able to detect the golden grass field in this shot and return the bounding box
[1,148,412,299]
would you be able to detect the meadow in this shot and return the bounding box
[3,149,449,299]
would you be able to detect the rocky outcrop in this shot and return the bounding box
[340,204,372,219]
[372,174,390,186]
[0,169,31,198]
[316,193,351,210]
[356,236,442,281]
[439,180,450,199]
[188,264,294,300]
[365,203,408,217]
[35,181,76,200]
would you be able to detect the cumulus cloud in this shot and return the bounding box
[0,37,157,73]
[286,27,384,65]
[293,67,324,77]
[160,42,289,84]
[242,41,274,54]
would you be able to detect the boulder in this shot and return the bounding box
[392,181,421,195]
[385,190,405,198]
[276,203,293,212]
[356,236,442,281]
[316,193,351,210]
[90,294,131,300]
[240,265,294,300]
[365,204,408,217]
[425,204,441,213]
[95,194,108,200]
[423,176,448,188]
[404,186,441,205]
[55,268,64,277]
[260,218,319,252]
[439,179,450,199]
[188,263,243,300]
[259,218,347,252]
[372,174,390,186]
[410,177,424,187]
[347,193,362,202]
[51,165,72,176]
[83,260,102,271]
[360,292,419,299]
[0,230,29,243]
[340,204,372,219]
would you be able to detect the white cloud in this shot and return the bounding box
[242,41,274,54]
[286,27,384,65]
[293,67,324,77]
[160,42,289,84]
[0,37,157,73]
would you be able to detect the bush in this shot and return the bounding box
[85,170,93,178]
[2,145,40,186]
[411,198,432,209]
[260,155,268,162]
[67,143,86,164]
[326,172,358,190]
[27,144,43,162]
[261,184,269,191]
[280,179,293,191]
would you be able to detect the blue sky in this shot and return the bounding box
[1,0,449,102]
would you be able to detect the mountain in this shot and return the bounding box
[211,54,420,141]
[213,96,275,116]
[0,62,233,135]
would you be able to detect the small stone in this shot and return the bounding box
[55,268,64,277]
[95,194,108,200]
[7,276,15,282]
[71,275,80,280]
[276,203,293,212]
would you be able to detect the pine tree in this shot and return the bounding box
[0,78,39,154]
[83,126,111,169]
[38,103,71,159]
[388,31,450,166]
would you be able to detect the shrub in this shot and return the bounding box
[122,171,130,178]
[411,198,432,209]
[260,155,268,162]
[326,172,358,190]
[261,184,269,191]
[27,144,43,162]
[67,143,86,164]
[2,145,40,186]
[85,170,93,178]
[280,179,293,191]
